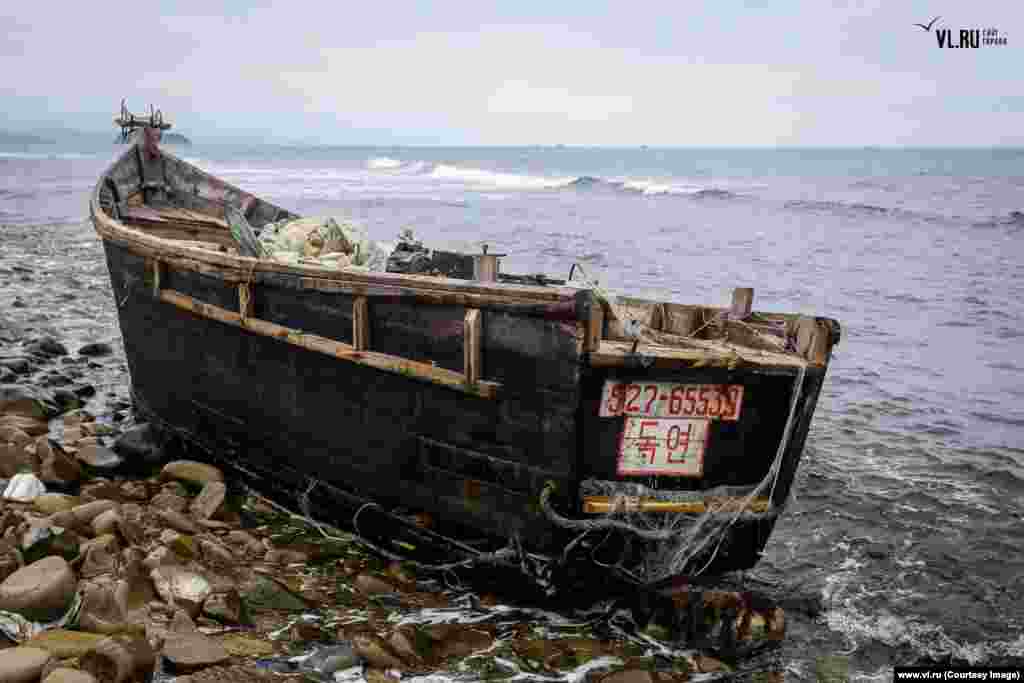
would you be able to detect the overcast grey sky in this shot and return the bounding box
[1,1,1020,146]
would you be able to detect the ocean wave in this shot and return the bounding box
[366,156,404,170]
[430,163,576,190]
[785,199,892,216]
[972,210,1024,230]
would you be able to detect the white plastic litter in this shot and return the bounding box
[2,473,46,502]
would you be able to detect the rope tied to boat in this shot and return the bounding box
[539,360,809,584]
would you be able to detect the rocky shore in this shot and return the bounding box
[0,227,785,682]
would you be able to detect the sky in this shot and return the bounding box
[0,1,1021,146]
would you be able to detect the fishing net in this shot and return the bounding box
[541,361,807,586]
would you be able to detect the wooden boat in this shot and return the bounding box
[90,114,840,592]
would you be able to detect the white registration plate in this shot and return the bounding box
[617,417,709,477]
[599,381,744,421]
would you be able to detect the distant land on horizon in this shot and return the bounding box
[1,126,1021,151]
[0,127,192,147]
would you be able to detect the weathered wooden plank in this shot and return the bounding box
[353,296,370,351]
[581,496,771,514]
[731,287,754,319]
[158,288,500,398]
[584,301,603,352]
[152,258,163,298]
[464,309,482,383]
[238,282,254,321]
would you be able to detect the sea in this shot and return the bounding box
[1,140,1023,679]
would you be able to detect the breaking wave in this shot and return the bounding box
[430,163,578,190]
[365,156,404,170]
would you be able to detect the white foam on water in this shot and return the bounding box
[430,163,576,190]
[366,156,404,170]
[619,179,705,196]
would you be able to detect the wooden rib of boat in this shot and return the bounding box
[89,116,840,592]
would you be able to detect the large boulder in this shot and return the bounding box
[43,669,99,683]
[189,482,226,520]
[79,634,155,683]
[36,437,83,487]
[77,342,113,357]
[111,423,165,470]
[150,566,211,617]
[161,460,223,487]
[0,646,54,683]
[24,336,68,359]
[0,556,78,621]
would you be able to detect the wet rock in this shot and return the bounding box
[0,646,54,683]
[0,425,33,449]
[3,473,46,502]
[353,632,407,670]
[25,336,68,359]
[91,509,123,540]
[201,590,248,625]
[42,669,99,683]
[0,556,77,621]
[70,499,119,527]
[264,548,309,565]
[142,546,180,571]
[163,629,231,671]
[601,671,655,683]
[189,481,226,520]
[866,542,893,560]
[28,629,107,658]
[239,573,307,612]
[299,643,359,678]
[0,385,58,419]
[78,342,113,357]
[51,389,83,412]
[197,539,234,567]
[32,493,80,515]
[388,628,423,665]
[79,535,121,578]
[75,445,125,473]
[693,655,730,673]
[434,627,493,660]
[0,414,49,437]
[79,634,155,683]
[0,358,32,375]
[150,491,188,513]
[0,441,36,478]
[156,508,199,535]
[161,460,223,488]
[36,438,83,486]
[73,385,96,399]
[78,580,146,635]
[0,540,21,582]
[150,566,211,617]
[117,481,149,503]
[112,423,164,468]
[354,573,398,595]
[220,634,274,657]
[224,530,263,558]
[162,531,197,560]
[21,520,80,565]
